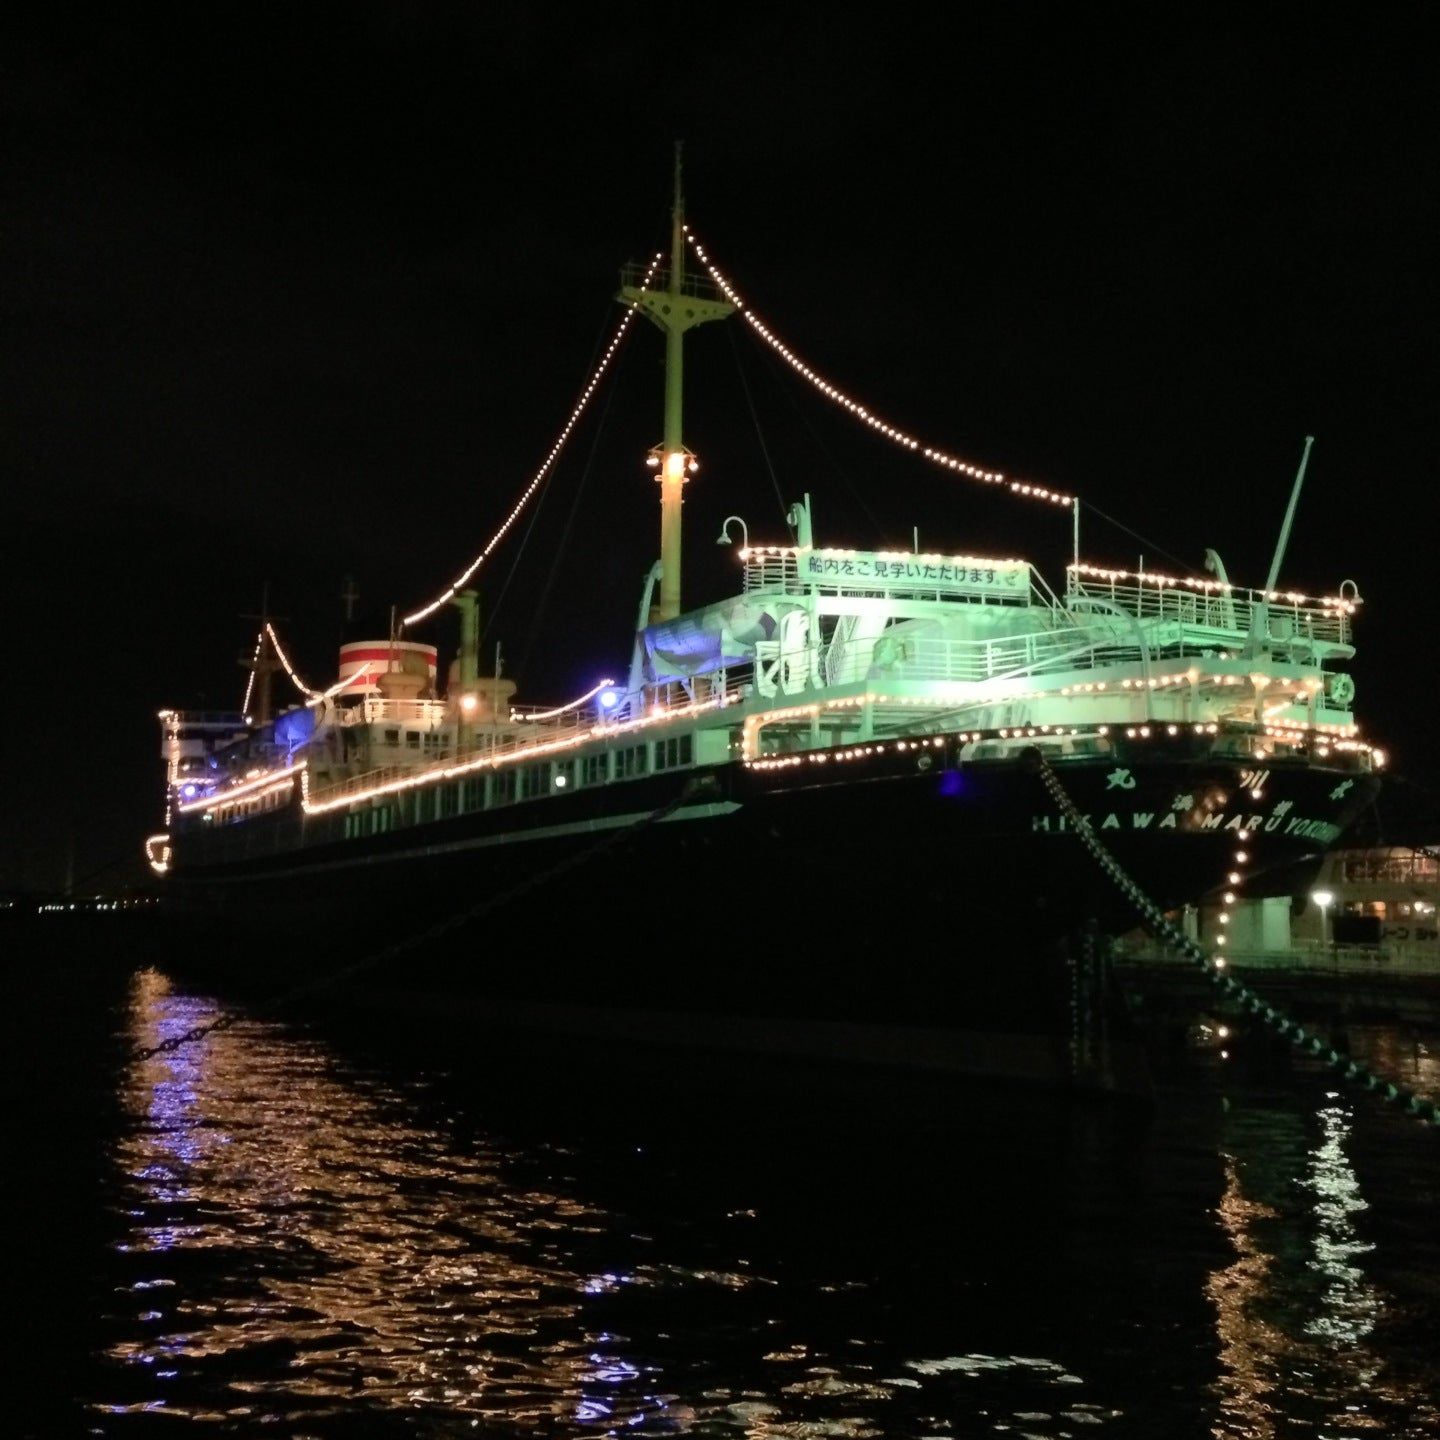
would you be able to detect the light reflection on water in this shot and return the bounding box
[93,968,1440,1437]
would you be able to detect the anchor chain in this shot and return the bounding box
[132,780,711,1064]
[1032,753,1438,1127]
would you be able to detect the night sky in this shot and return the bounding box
[5,6,1436,890]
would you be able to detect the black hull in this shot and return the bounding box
[157,745,1377,1089]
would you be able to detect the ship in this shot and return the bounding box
[145,161,1383,1090]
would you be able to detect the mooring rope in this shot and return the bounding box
[132,780,709,1064]
[1032,752,1438,1126]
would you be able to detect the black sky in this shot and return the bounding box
[4,5,1437,888]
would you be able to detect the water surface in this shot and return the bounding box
[12,953,1440,1437]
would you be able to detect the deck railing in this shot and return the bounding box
[1066,575,1352,646]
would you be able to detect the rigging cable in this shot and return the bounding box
[265,622,322,701]
[726,322,794,535]
[749,325,887,546]
[515,342,626,679]
[1080,501,1199,579]
[240,631,263,715]
[401,251,664,628]
[684,226,1072,509]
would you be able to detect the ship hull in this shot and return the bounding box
[155,744,1376,1089]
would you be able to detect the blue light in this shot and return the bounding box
[598,687,621,710]
[938,768,964,797]
[181,784,198,799]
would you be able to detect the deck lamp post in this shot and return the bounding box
[715,516,749,550]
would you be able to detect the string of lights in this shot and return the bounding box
[401,252,665,629]
[511,678,617,723]
[240,631,263,715]
[1069,562,1360,611]
[683,226,1073,508]
[306,664,371,707]
[265,622,322,700]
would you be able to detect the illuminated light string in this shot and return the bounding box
[177,763,305,815]
[175,680,1379,821]
[299,690,742,818]
[144,834,172,876]
[512,678,617,723]
[307,664,371,707]
[240,631,263,716]
[401,252,666,629]
[265,622,323,701]
[1068,562,1360,613]
[684,226,1072,508]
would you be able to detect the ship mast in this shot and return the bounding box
[619,144,734,623]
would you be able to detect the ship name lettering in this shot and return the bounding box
[1131,813,1154,829]
[1102,813,1120,829]
[1224,815,1245,831]
[1158,812,1177,828]
[1200,813,1226,830]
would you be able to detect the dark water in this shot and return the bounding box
[10,942,1440,1438]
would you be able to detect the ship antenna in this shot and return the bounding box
[617,142,734,623]
[1246,435,1314,657]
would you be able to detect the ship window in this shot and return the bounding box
[653,734,694,771]
[582,752,609,786]
[424,732,441,750]
[554,759,574,791]
[384,728,400,746]
[521,763,548,799]
[406,732,420,750]
[616,745,648,779]
[461,776,485,811]
[492,769,516,806]
[439,785,458,819]
[417,788,436,823]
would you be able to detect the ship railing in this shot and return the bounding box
[508,703,597,731]
[880,628,1138,684]
[1065,575,1353,646]
[619,263,726,302]
[162,710,249,729]
[309,709,621,808]
[338,696,449,727]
